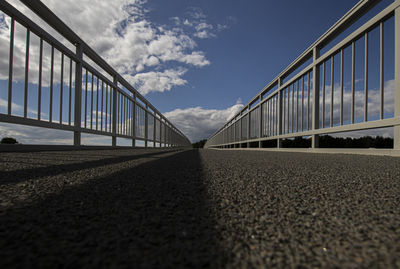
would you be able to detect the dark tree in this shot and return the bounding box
[1,137,18,144]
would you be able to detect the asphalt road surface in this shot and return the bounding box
[1,148,399,268]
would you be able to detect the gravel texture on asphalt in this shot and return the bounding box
[0,148,399,268]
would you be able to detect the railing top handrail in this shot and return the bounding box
[207,0,383,141]
[11,0,189,142]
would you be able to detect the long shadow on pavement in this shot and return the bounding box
[0,149,178,185]
[0,149,224,268]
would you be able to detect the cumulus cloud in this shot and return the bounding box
[127,68,188,95]
[0,0,213,95]
[164,101,244,142]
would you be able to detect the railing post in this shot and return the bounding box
[132,94,136,147]
[112,75,117,147]
[394,5,400,149]
[312,47,320,148]
[73,43,82,146]
[277,78,283,148]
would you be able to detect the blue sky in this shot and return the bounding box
[145,0,392,111]
[0,0,395,144]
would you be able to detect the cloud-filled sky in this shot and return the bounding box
[0,0,396,144]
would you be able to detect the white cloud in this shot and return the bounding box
[186,7,207,20]
[171,7,232,40]
[127,68,187,95]
[194,30,215,39]
[0,0,213,95]
[164,101,244,142]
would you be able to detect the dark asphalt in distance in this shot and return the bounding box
[1,148,399,268]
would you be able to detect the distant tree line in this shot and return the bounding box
[319,135,393,148]
[281,135,393,149]
[192,139,207,148]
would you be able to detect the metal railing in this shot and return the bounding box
[205,0,400,152]
[0,0,191,147]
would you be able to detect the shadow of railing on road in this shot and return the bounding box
[0,149,179,186]
[0,149,225,267]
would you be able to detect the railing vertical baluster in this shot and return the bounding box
[164,119,167,147]
[294,80,300,132]
[264,101,267,137]
[117,93,119,135]
[124,96,126,135]
[159,115,162,148]
[120,94,122,135]
[122,95,124,134]
[267,99,270,137]
[268,100,271,137]
[288,87,290,133]
[292,81,295,133]
[284,88,287,134]
[112,76,117,146]
[331,55,334,127]
[259,96,262,147]
[234,119,236,143]
[394,6,400,150]
[122,96,125,135]
[8,18,15,115]
[49,46,54,122]
[380,22,384,120]
[301,76,304,131]
[312,47,320,148]
[90,74,93,129]
[308,71,311,130]
[60,53,64,124]
[109,86,112,132]
[101,81,104,131]
[282,88,285,135]
[364,32,368,122]
[247,106,250,146]
[84,69,88,128]
[132,94,136,147]
[38,38,42,120]
[271,98,274,136]
[275,95,278,136]
[264,102,267,137]
[277,78,282,148]
[24,29,30,118]
[351,41,355,124]
[153,111,156,147]
[340,49,344,125]
[129,101,132,136]
[322,61,326,128]
[96,77,99,130]
[287,87,290,133]
[68,58,72,125]
[105,84,108,132]
[73,43,83,146]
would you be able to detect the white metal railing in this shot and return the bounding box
[205,0,400,151]
[0,0,191,147]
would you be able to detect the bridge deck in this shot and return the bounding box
[1,149,399,267]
